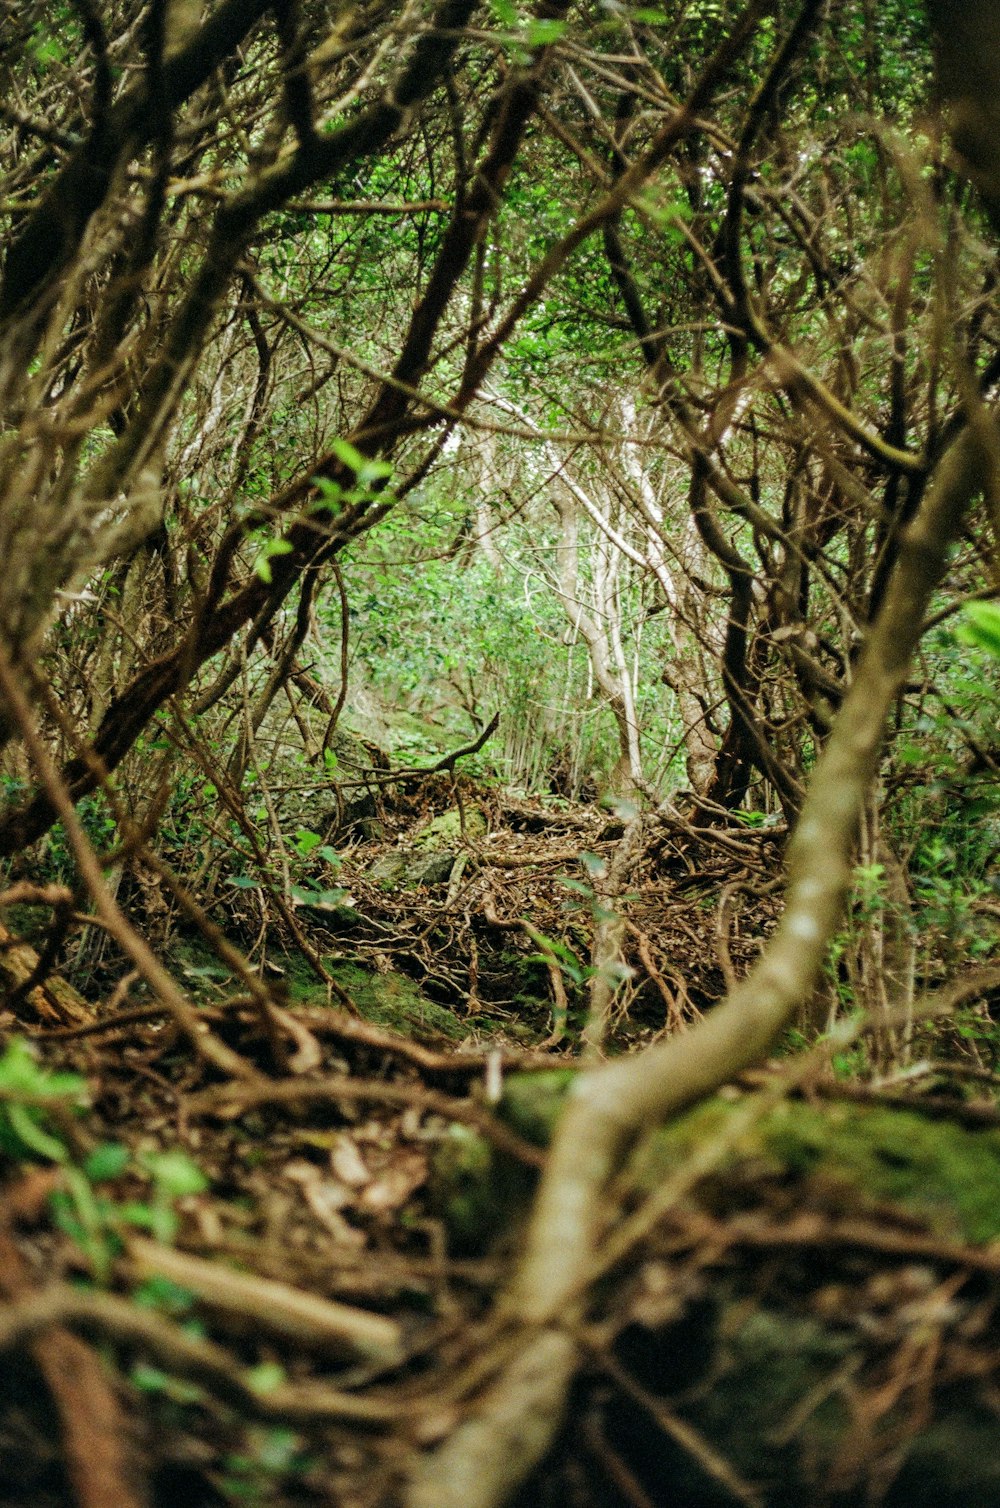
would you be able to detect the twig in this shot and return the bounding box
[127,1236,404,1365]
[0,1285,403,1423]
[331,713,501,787]
[702,1207,1000,1276]
[320,558,351,761]
[29,1000,222,1041]
[283,1004,560,1077]
[0,650,259,1082]
[595,1347,765,1508]
[625,921,686,1033]
[809,1080,1000,1128]
[0,1228,144,1508]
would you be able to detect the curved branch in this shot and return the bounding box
[409,418,993,1508]
[0,0,274,330]
[720,0,923,476]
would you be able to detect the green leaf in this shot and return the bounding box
[84,1142,131,1182]
[32,35,67,64]
[525,17,566,45]
[253,535,294,583]
[116,1200,159,1229]
[141,1149,209,1198]
[598,960,636,985]
[315,887,349,906]
[131,1363,170,1392]
[148,1204,180,1241]
[247,1361,287,1393]
[957,600,1000,658]
[310,475,343,513]
[329,437,369,475]
[0,1038,87,1101]
[135,1276,195,1314]
[49,1191,87,1243]
[526,932,585,984]
[358,457,393,486]
[290,883,350,908]
[58,1166,118,1279]
[602,795,639,820]
[7,1103,68,1162]
[131,1362,203,1402]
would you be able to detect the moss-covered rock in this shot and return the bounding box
[432,1123,536,1250]
[480,1080,1000,1508]
[497,1068,577,1146]
[368,807,487,889]
[171,933,470,1041]
[293,958,469,1041]
[606,1295,1000,1508]
[637,1095,1000,1245]
[411,807,487,848]
[434,1073,1000,1249]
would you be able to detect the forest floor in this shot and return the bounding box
[2,773,1000,1508]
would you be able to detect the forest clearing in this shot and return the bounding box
[1,2,1000,1504]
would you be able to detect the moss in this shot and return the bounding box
[693,1305,853,1480]
[368,808,487,890]
[499,1069,577,1146]
[172,931,550,1045]
[431,1125,511,1249]
[429,1078,1000,1504]
[169,934,242,990]
[665,1302,1000,1507]
[411,807,487,848]
[434,1073,1000,1250]
[641,1096,1000,1245]
[303,959,469,1041]
[2,903,48,947]
[427,1075,578,1249]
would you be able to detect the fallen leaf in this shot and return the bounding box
[357,1147,428,1215]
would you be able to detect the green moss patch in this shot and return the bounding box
[294,958,469,1041]
[434,1073,1000,1250]
[411,807,487,848]
[641,1095,1000,1245]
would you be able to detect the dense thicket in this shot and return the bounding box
[1,0,994,835]
[1,3,999,1506]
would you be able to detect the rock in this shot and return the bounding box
[435,1080,1000,1505]
[368,807,487,890]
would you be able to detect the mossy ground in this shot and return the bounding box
[302,958,470,1039]
[641,1095,1000,1245]
[437,1075,1000,1250]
